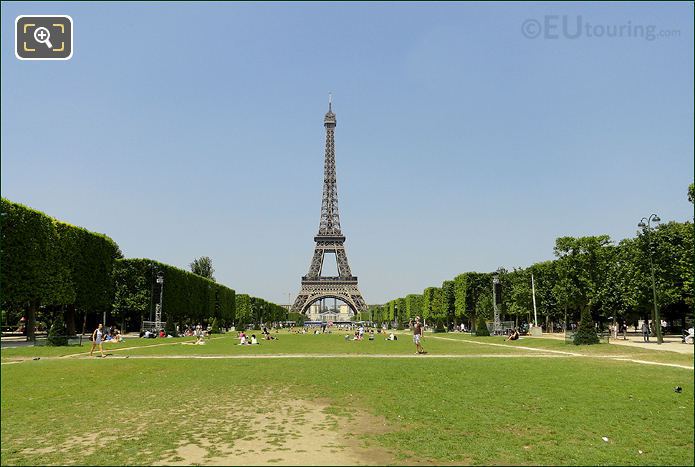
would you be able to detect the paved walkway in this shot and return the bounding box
[529,333,694,354]
[4,350,692,370]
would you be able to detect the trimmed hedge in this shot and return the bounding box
[2,198,284,335]
[1,198,121,339]
[235,294,287,329]
[112,258,235,328]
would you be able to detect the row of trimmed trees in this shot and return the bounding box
[377,219,693,334]
[112,258,237,333]
[1,199,121,339]
[0,198,285,338]
[234,294,288,330]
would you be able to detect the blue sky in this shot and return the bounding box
[2,2,693,305]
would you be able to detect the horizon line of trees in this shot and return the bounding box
[371,188,693,333]
[1,198,286,339]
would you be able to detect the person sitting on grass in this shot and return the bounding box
[368,330,375,341]
[192,325,204,344]
[238,331,247,345]
[506,328,520,341]
[251,334,259,345]
[104,332,122,344]
[386,332,397,341]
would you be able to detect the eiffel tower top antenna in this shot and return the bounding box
[320,93,339,235]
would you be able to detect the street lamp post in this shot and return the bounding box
[156,271,164,332]
[638,214,662,344]
[492,269,502,335]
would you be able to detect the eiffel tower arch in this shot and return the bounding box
[292,98,367,316]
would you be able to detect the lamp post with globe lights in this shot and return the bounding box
[638,214,662,344]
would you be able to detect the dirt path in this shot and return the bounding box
[425,335,694,370]
[526,332,695,354]
[58,336,225,358]
[3,335,691,370]
[156,395,397,466]
[4,351,692,370]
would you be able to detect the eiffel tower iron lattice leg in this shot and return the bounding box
[292,98,367,316]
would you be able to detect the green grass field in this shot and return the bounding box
[2,331,693,465]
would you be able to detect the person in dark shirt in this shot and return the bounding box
[506,328,520,341]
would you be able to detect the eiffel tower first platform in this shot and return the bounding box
[291,99,367,315]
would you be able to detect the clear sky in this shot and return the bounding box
[2,2,693,305]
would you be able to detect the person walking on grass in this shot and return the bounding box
[90,323,105,358]
[411,316,426,354]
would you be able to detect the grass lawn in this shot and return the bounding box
[1,332,693,465]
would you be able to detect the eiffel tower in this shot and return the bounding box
[291,98,367,315]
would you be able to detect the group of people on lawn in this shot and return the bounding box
[87,316,526,359]
[238,326,277,345]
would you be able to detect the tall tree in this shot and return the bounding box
[503,268,532,324]
[453,273,468,322]
[405,294,422,320]
[553,235,612,344]
[528,261,561,330]
[441,280,456,326]
[190,256,215,281]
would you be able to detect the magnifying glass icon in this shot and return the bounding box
[33,27,53,49]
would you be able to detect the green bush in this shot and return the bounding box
[47,315,68,346]
[210,317,220,334]
[164,317,177,337]
[434,318,446,333]
[475,315,490,336]
[573,308,599,345]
